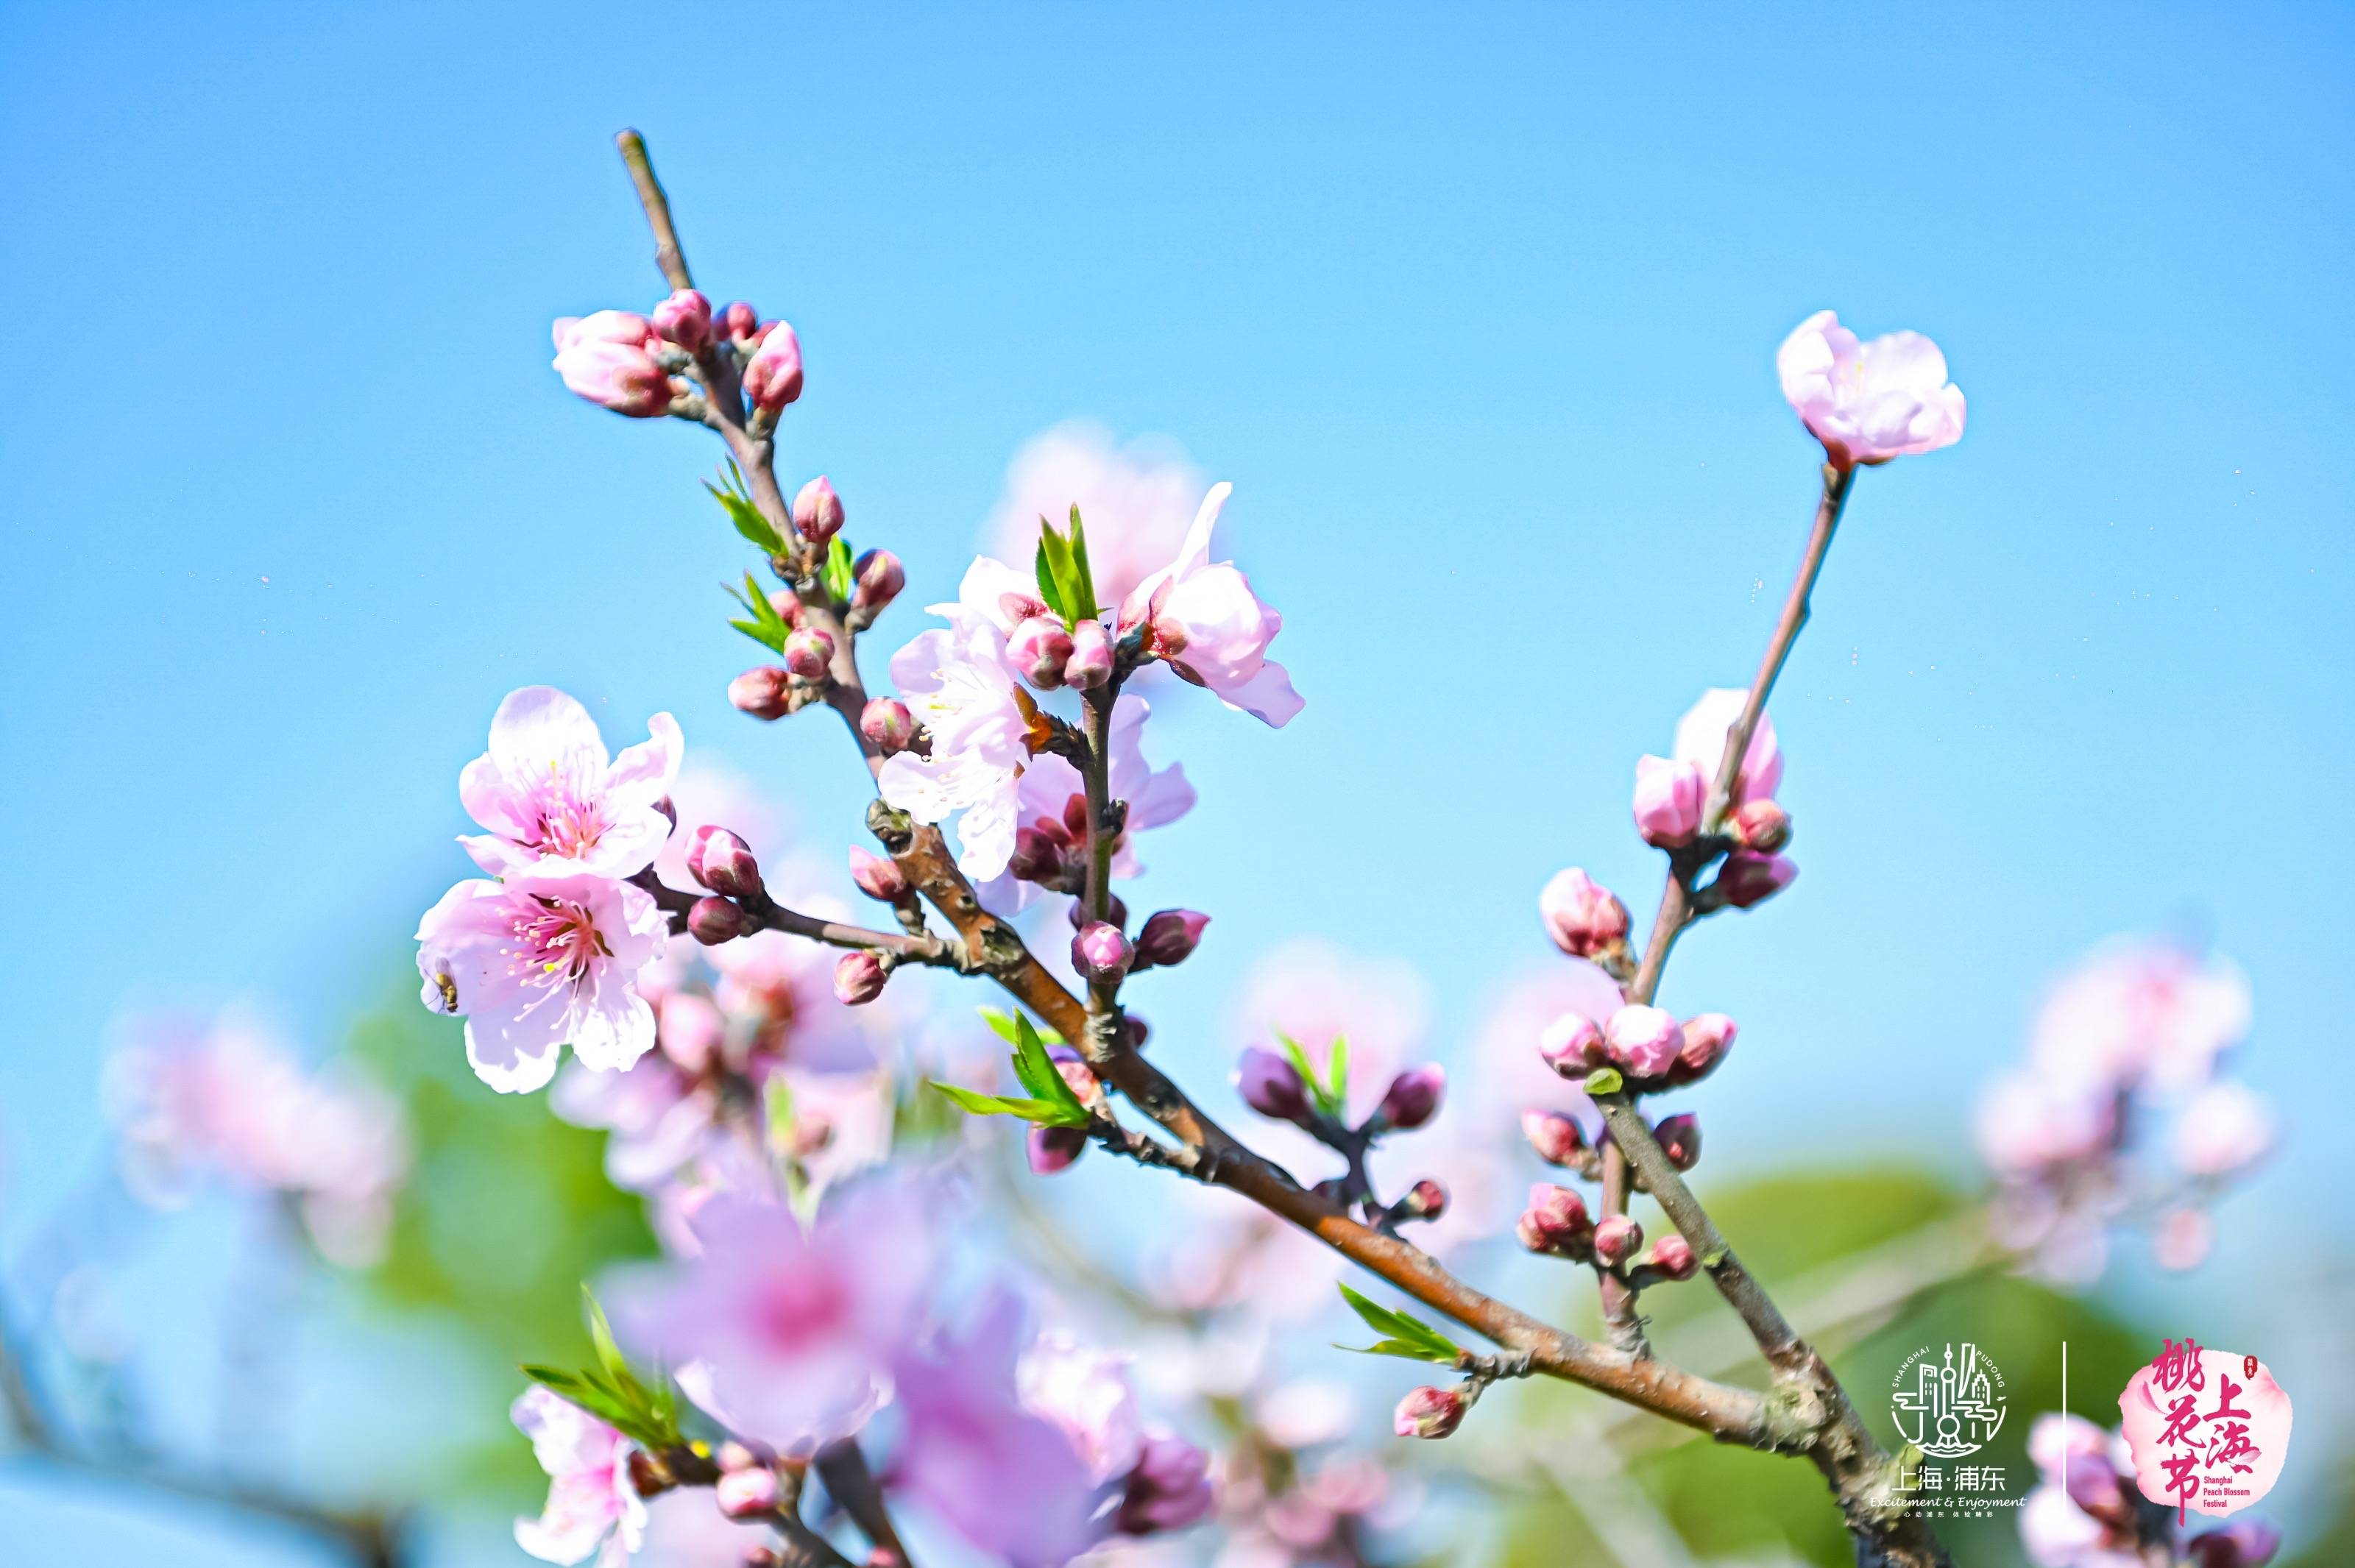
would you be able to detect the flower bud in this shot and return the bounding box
[1236,1046,1311,1124]
[1715,851,1797,909]
[1632,755,1707,848]
[1007,826,1067,885]
[729,665,792,720]
[792,475,846,544]
[1730,798,1791,854]
[1046,1045,1097,1097]
[1538,868,1629,959]
[860,697,916,753]
[1648,1233,1699,1280]
[1027,1124,1088,1175]
[1116,1434,1217,1535]
[1537,1012,1607,1077]
[1593,1213,1644,1266]
[849,845,910,904]
[1605,1005,1682,1078]
[1677,1013,1738,1077]
[833,951,888,1005]
[715,1466,779,1519]
[1063,617,1114,689]
[627,1450,674,1496]
[1523,1109,1587,1165]
[2188,1522,2282,1568]
[1377,1065,1446,1131]
[651,288,712,352]
[783,626,835,681]
[688,896,750,946]
[718,300,759,341]
[1392,1386,1466,1440]
[687,826,765,898]
[1008,616,1076,690]
[1399,1177,1448,1221]
[1516,1182,1593,1257]
[743,321,804,410]
[550,312,674,416]
[1071,920,1133,980]
[1133,909,1208,968]
[1652,1112,1701,1171]
[852,549,904,613]
[1067,890,1129,929]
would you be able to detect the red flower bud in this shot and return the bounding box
[849,845,910,904]
[1652,1112,1701,1171]
[729,665,792,720]
[1730,798,1791,854]
[1133,909,1208,968]
[1522,1109,1587,1165]
[1593,1213,1644,1266]
[1377,1065,1445,1130]
[852,549,904,613]
[1648,1233,1699,1280]
[792,475,846,545]
[1027,1124,1088,1175]
[1070,920,1133,980]
[1715,851,1796,909]
[1516,1183,1593,1257]
[1063,617,1114,689]
[688,895,750,946]
[1400,1177,1448,1221]
[1538,868,1630,959]
[1393,1385,1466,1439]
[1235,1046,1311,1124]
[833,950,888,1005]
[860,697,916,753]
[1537,1012,1607,1077]
[1008,616,1075,691]
[1676,1013,1738,1077]
[651,288,712,352]
[783,626,835,681]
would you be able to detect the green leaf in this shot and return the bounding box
[1064,505,1099,622]
[927,1080,1090,1129]
[582,1285,630,1391]
[1033,534,1070,621]
[1010,1015,1090,1126]
[824,536,855,604]
[1272,1031,1336,1118]
[723,570,793,655]
[706,462,787,558]
[1336,1283,1463,1363]
[1584,1067,1625,1096]
[1335,1337,1465,1366]
[1326,1035,1351,1107]
[978,1005,1062,1049]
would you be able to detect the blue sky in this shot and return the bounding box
[4,1,2352,1561]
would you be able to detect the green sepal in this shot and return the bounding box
[1584,1067,1625,1096]
[823,536,855,605]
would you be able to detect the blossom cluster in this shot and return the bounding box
[1975,937,2275,1281]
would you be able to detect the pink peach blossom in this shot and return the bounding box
[1632,755,1705,847]
[510,1386,645,1567]
[456,686,682,879]
[1119,483,1303,728]
[879,611,1034,881]
[416,870,667,1093]
[1777,310,1966,467]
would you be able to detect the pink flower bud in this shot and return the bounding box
[1377,1065,1445,1131]
[550,312,673,417]
[1604,1005,1682,1078]
[1071,920,1133,980]
[1715,852,1796,909]
[1648,1234,1699,1280]
[2188,1522,2282,1568]
[1523,1109,1587,1165]
[715,1466,779,1519]
[1400,1177,1448,1220]
[1677,1013,1738,1076]
[849,846,910,904]
[1116,1435,1217,1535]
[729,665,792,720]
[651,288,712,352]
[687,826,764,898]
[1063,618,1114,689]
[1632,755,1707,848]
[1593,1213,1643,1266]
[718,300,759,341]
[1538,868,1629,958]
[1236,1046,1311,1124]
[766,589,804,627]
[743,321,804,410]
[860,697,916,753]
[688,895,750,946]
[1537,1012,1607,1077]
[1027,1124,1088,1175]
[1516,1183,1593,1256]
[1730,798,1792,854]
[1653,1113,1701,1171]
[792,475,845,544]
[1392,1386,1466,1440]
[1133,909,1208,968]
[833,951,888,1005]
[852,549,904,613]
[1008,616,1076,690]
[783,626,835,681]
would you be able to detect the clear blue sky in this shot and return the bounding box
[4,1,2351,1562]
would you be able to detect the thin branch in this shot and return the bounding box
[615,130,693,293]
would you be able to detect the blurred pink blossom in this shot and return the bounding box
[2029,940,2251,1093]
[985,422,1207,611]
[2172,1081,2275,1177]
